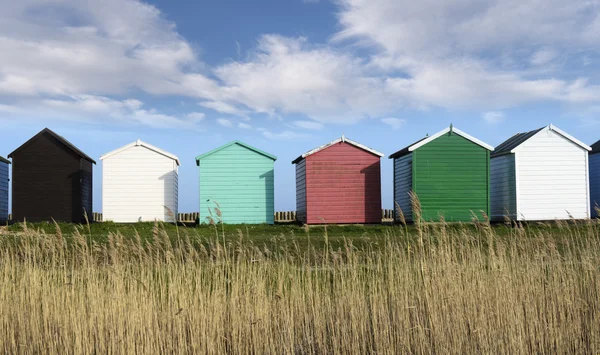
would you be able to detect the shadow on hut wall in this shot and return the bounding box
[69,167,92,224]
[159,171,178,223]
[361,161,381,224]
[260,168,275,224]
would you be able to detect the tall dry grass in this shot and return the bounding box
[0,218,599,354]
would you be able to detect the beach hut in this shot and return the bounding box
[390,125,494,222]
[491,124,591,221]
[292,136,383,224]
[8,128,95,223]
[587,140,600,217]
[196,141,276,224]
[100,140,180,223]
[0,156,9,223]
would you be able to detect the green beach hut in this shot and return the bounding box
[196,141,277,224]
[389,125,494,222]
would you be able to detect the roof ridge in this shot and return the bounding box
[389,125,493,159]
[100,139,180,165]
[292,136,384,164]
[196,141,277,165]
[8,128,96,164]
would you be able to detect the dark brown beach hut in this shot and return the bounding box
[8,128,96,223]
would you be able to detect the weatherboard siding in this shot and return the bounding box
[0,161,8,222]
[199,143,275,224]
[295,160,307,223]
[490,154,517,221]
[103,145,179,223]
[590,153,600,218]
[393,153,413,221]
[412,132,490,222]
[515,129,589,220]
[11,132,93,223]
[304,142,381,224]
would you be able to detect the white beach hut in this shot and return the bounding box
[490,124,591,221]
[101,140,180,223]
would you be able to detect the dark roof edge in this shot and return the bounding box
[388,150,412,159]
[0,156,10,164]
[8,128,96,164]
[389,136,428,159]
[291,156,303,164]
[490,151,515,158]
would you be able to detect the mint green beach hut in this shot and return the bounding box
[196,141,277,224]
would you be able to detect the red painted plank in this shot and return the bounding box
[301,142,382,224]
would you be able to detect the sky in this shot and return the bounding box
[2,0,600,213]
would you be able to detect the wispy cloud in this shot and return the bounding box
[482,111,505,125]
[238,122,252,129]
[380,117,406,130]
[258,128,310,140]
[217,118,234,128]
[291,120,324,130]
[199,101,248,118]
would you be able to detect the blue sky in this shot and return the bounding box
[2,0,600,212]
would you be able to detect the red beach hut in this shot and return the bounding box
[292,136,384,224]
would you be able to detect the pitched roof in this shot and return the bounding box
[8,128,96,164]
[389,126,494,159]
[292,135,384,164]
[491,127,544,157]
[100,139,180,165]
[492,124,591,158]
[196,141,277,165]
[0,156,10,164]
[388,137,429,159]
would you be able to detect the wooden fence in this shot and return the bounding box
[92,210,395,223]
[11,210,395,224]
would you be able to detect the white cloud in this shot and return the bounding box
[0,104,24,114]
[238,122,252,129]
[199,100,248,118]
[0,0,220,128]
[217,118,233,127]
[530,48,558,66]
[3,95,202,129]
[332,0,600,112]
[335,0,600,58]
[1,0,600,129]
[214,35,394,123]
[380,117,406,130]
[0,0,206,98]
[187,112,205,121]
[291,120,324,130]
[258,128,309,140]
[482,111,505,124]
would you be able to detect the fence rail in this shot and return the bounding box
[11,209,396,224]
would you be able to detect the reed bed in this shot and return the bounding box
[0,218,599,354]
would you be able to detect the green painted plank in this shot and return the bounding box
[412,131,490,222]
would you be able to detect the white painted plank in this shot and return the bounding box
[516,129,589,220]
[102,144,178,223]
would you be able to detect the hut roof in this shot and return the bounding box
[292,135,383,164]
[8,128,96,164]
[100,139,180,166]
[492,124,590,158]
[389,125,494,159]
[196,141,277,166]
